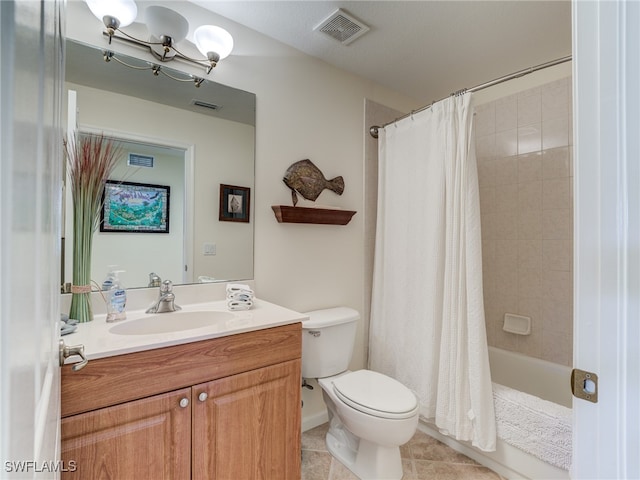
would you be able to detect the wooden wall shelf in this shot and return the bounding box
[271,205,356,225]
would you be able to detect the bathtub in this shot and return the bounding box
[419,347,572,480]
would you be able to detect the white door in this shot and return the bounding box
[0,0,65,477]
[572,1,640,478]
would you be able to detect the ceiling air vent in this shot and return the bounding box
[314,9,370,45]
[128,153,154,168]
[192,100,220,111]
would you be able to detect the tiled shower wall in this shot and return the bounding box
[474,77,573,367]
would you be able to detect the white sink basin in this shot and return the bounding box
[109,310,235,335]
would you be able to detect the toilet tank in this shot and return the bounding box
[301,307,359,379]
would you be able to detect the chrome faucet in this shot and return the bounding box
[148,272,161,288]
[146,280,181,314]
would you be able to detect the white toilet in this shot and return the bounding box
[302,307,419,480]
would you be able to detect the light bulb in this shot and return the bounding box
[194,25,234,62]
[85,0,137,28]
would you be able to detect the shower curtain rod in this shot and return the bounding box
[369,54,572,138]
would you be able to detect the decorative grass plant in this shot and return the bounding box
[64,133,122,322]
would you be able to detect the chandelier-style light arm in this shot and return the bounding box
[103,50,204,88]
[102,31,216,73]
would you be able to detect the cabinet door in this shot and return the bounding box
[192,359,301,480]
[61,388,191,479]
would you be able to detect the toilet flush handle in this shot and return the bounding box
[308,330,321,337]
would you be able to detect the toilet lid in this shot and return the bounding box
[332,370,418,419]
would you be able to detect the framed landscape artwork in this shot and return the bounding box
[100,180,170,233]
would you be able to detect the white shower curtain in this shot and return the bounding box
[369,93,496,451]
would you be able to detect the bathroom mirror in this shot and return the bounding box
[63,39,256,289]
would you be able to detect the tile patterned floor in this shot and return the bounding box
[301,423,504,480]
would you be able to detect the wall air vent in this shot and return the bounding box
[128,153,154,168]
[314,9,370,45]
[192,100,220,111]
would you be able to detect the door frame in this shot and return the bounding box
[572,0,640,478]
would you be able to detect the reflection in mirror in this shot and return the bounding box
[63,40,256,290]
[91,136,188,286]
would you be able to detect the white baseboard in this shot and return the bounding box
[302,410,328,433]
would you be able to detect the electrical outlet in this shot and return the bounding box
[203,243,216,256]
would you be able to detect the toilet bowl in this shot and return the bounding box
[319,370,419,479]
[302,307,419,480]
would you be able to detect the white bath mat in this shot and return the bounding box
[493,382,572,470]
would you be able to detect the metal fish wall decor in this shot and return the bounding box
[283,159,345,206]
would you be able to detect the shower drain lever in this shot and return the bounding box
[302,379,314,390]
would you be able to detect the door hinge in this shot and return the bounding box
[571,368,598,403]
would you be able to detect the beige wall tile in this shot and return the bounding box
[518,152,543,182]
[542,208,572,239]
[494,183,518,212]
[477,77,573,364]
[495,129,518,157]
[477,156,496,187]
[542,270,572,301]
[495,94,517,132]
[474,103,496,137]
[543,116,570,149]
[479,186,496,213]
[493,156,518,185]
[518,209,543,239]
[542,298,573,336]
[518,181,542,211]
[518,239,543,269]
[518,90,542,126]
[542,78,569,121]
[543,239,573,272]
[542,146,570,178]
[476,134,496,159]
[543,177,571,209]
[494,209,518,240]
[518,267,542,298]
[518,124,542,154]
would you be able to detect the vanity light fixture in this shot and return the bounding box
[84,0,234,76]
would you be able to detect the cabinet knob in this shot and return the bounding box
[179,398,189,408]
[198,392,208,402]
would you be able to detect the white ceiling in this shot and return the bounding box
[190,1,572,104]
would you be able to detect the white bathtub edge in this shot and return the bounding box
[418,421,570,480]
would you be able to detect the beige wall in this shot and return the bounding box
[474,72,573,367]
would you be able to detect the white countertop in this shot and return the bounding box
[63,298,307,362]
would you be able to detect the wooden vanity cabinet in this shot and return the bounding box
[61,323,302,480]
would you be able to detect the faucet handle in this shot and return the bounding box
[160,279,173,293]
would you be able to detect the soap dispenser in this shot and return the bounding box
[101,265,118,291]
[106,270,127,322]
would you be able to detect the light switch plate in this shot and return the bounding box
[203,243,216,256]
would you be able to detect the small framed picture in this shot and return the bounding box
[219,184,250,223]
[100,180,170,233]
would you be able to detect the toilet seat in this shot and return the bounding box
[332,370,418,420]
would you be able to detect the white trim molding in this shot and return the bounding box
[572,0,640,478]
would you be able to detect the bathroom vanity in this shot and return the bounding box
[60,299,304,479]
